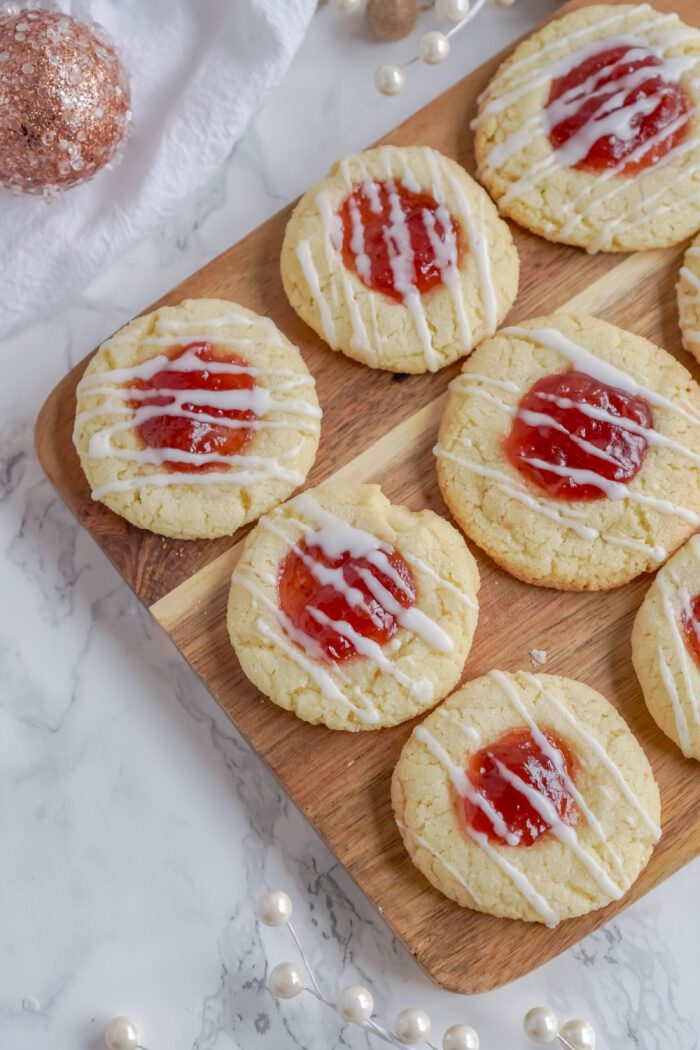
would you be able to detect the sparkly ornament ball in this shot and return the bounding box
[0,5,131,197]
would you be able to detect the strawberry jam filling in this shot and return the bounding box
[463,727,578,847]
[278,537,416,664]
[681,594,700,667]
[504,370,653,501]
[128,341,256,473]
[547,44,691,176]
[338,180,462,301]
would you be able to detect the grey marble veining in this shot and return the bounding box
[1,3,698,1048]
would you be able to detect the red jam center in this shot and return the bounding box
[681,594,700,667]
[277,537,416,663]
[504,370,653,502]
[129,341,255,473]
[338,181,462,302]
[547,44,691,176]
[463,727,578,847]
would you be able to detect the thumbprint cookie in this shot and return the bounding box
[475,4,700,252]
[436,314,700,590]
[280,145,519,374]
[227,482,480,731]
[678,233,700,365]
[392,670,661,924]
[632,535,700,761]
[73,299,321,539]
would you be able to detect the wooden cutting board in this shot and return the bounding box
[35,0,700,993]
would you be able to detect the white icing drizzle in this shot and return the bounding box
[654,541,700,756]
[519,456,700,526]
[402,550,478,611]
[298,145,500,370]
[235,575,380,726]
[467,826,560,926]
[75,335,321,500]
[316,190,378,363]
[477,6,700,248]
[414,706,564,924]
[395,819,484,907]
[524,672,661,839]
[297,239,337,346]
[414,725,520,845]
[679,258,700,352]
[503,326,700,427]
[235,492,477,722]
[91,448,306,500]
[435,440,668,562]
[490,670,628,887]
[441,711,481,741]
[657,645,692,757]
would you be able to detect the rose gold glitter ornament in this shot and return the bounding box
[0,5,131,198]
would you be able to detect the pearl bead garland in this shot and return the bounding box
[268,961,306,999]
[257,889,293,926]
[336,984,374,1023]
[443,1024,480,1050]
[375,62,407,96]
[559,1019,596,1050]
[418,30,451,64]
[250,892,599,1050]
[524,1007,560,1043]
[436,0,470,24]
[104,1016,142,1050]
[394,1008,432,1045]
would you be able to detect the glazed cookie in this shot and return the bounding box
[678,234,700,364]
[632,535,700,760]
[392,670,661,924]
[227,482,480,731]
[281,145,519,374]
[436,314,700,590]
[475,4,700,252]
[73,299,321,539]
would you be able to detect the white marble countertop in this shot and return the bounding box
[2,2,699,1048]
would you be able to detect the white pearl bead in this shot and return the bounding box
[419,30,451,65]
[330,0,362,12]
[104,1017,142,1050]
[436,0,470,24]
[394,1008,432,1045]
[257,890,293,927]
[559,1019,596,1050]
[523,1007,559,1043]
[336,984,374,1023]
[268,962,306,999]
[375,63,406,96]
[443,1024,480,1050]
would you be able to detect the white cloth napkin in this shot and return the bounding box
[1,0,317,336]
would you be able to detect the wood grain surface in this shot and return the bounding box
[35,0,700,993]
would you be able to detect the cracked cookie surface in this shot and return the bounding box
[632,535,700,761]
[281,145,519,374]
[678,234,700,365]
[392,670,661,924]
[436,313,700,590]
[475,4,700,252]
[73,298,321,539]
[227,482,480,731]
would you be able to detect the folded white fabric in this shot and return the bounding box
[1,0,316,336]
